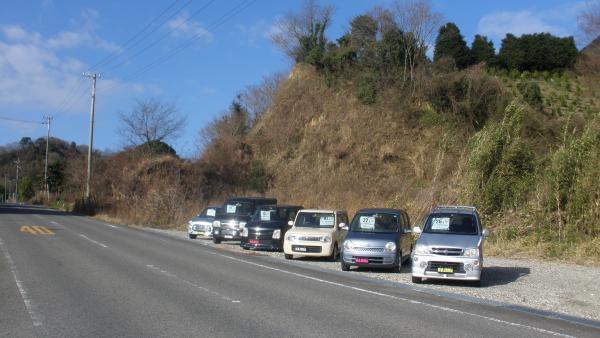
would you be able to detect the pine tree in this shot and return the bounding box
[433,22,472,69]
[471,34,496,65]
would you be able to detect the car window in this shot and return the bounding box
[295,212,336,228]
[251,206,288,222]
[423,213,478,235]
[219,201,255,217]
[349,212,400,233]
[199,207,218,218]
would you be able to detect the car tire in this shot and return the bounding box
[412,276,422,284]
[284,254,293,260]
[329,244,339,262]
[341,261,350,271]
[212,237,221,244]
[188,234,197,239]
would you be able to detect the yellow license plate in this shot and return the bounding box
[437,267,454,274]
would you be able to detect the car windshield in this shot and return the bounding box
[251,206,288,222]
[218,201,255,217]
[295,212,335,228]
[423,213,478,235]
[350,212,399,233]
[198,207,219,218]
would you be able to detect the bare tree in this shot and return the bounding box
[393,0,443,87]
[270,0,334,61]
[239,72,286,125]
[118,98,186,146]
[578,0,600,42]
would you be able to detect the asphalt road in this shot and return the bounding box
[1,204,598,338]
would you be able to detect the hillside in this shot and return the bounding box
[236,64,600,263]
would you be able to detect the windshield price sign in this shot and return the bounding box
[260,210,271,221]
[206,209,216,217]
[226,205,237,214]
[431,217,450,230]
[320,216,334,226]
[359,216,375,229]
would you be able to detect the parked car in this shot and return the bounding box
[212,197,277,244]
[283,209,349,261]
[240,205,303,251]
[411,206,490,286]
[187,205,221,239]
[341,208,412,272]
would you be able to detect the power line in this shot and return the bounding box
[0,116,45,125]
[100,0,256,92]
[101,0,215,75]
[91,0,192,71]
[53,0,189,116]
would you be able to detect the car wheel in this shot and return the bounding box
[341,261,350,271]
[390,251,402,273]
[188,234,197,239]
[412,276,422,284]
[329,244,339,262]
[284,254,293,260]
[212,237,221,244]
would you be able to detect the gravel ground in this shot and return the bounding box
[142,227,600,322]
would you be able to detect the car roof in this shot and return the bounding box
[298,209,347,214]
[261,204,304,209]
[225,197,277,202]
[355,208,404,214]
[431,205,478,215]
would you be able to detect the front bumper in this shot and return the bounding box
[188,223,212,237]
[213,227,242,241]
[240,237,282,251]
[283,241,333,257]
[411,254,482,281]
[342,249,398,268]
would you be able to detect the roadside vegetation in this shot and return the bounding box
[1,0,599,264]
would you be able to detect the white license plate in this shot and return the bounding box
[294,247,307,252]
[224,235,233,239]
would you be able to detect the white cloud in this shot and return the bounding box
[478,2,586,43]
[0,25,135,115]
[166,13,213,42]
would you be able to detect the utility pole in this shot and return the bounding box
[14,159,21,204]
[43,116,53,201]
[83,72,99,200]
[3,173,6,203]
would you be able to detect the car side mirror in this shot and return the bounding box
[482,229,490,238]
[288,220,294,226]
[339,223,348,231]
[404,228,412,234]
[412,226,422,234]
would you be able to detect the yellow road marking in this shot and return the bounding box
[20,225,54,235]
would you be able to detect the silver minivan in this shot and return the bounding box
[411,206,490,286]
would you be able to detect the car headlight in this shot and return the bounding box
[463,248,479,257]
[272,229,281,239]
[384,242,396,252]
[320,236,332,243]
[414,245,430,254]
[213,220,221,228]
[344,240,354,250]
[241,227,248,237]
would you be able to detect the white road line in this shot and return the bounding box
[205,251,574,338]
[0,236,43,327]
[146,264,240,303]
[78,234,108,248]
[50,221,58,225]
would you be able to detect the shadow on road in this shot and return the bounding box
[0,203,73,217]
[419,266,531,288]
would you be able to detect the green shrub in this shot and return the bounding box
[517,81,543,110]
[467,102,536,213]
[356,72,377,104]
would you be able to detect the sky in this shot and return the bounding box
[0,0,590,158]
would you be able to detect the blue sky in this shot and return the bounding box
[0,0,588,157]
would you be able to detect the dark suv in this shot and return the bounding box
[240,205,303,251]
[212,197,277,244]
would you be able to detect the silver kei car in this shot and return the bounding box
[411,206,490,286]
